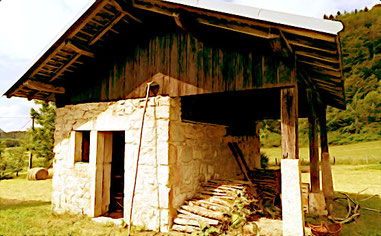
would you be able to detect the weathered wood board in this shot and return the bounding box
[63,30,294,105]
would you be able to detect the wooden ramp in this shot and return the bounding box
[171,179,256,234]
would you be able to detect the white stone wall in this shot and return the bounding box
[168,97,260,216]
[52,97,171,231]
[123,97,171,231]
[52,96,260,232]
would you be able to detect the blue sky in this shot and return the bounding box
[0,0,378,132]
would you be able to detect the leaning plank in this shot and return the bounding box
[198,190,227,196]
[178,209,220,225]
[182,205,225,220]
[188,200,229,212]
[228,142,251,181]
[200,196,232,207]
[210,179,252,185]
[172,224,200,233]
[190,200,230,212]
[173,217,201,227]
[195,193,233,200]
[203,184,244,191]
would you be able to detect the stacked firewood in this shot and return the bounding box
[172,179,258,233]
[248,169,281,206]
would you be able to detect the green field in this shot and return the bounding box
[262,140,381,165]
[0,176,158,236]
[1,141,381,235]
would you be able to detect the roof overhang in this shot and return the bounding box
[4,0,346,109]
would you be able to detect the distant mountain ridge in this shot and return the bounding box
[0,130,26,139]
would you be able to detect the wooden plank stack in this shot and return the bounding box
[248,169,281,206]
[172,179,257,233]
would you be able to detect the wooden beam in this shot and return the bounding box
[307,89,320,193]
[289,40,337,55]
[280,30,293,54]
[23,80,65,94]
[298,71,323,106]
[110,0,142,23]
[173,13,187,31]
[198,19,279,39]
[296,51,340,65]
[68,0,110,39]
[65,41,95,58]
[319,106,334,199]
[319,105,329,154]
[270,30,294,66]
[281,86,299,159]
[299,60,342,78]
[30,43,66,78]
[49,54,81,82]
[89,12,125,45]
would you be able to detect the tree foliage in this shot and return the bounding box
[26,101,56,168]
[261,5,380,147]
[327,5,381,144]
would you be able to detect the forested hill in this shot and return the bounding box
[326,5,381,144]
[260,5,380,147]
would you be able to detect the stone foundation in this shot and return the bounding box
[52,96,260,232]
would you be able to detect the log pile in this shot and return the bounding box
[172,179,258,233]
[248,169,281,206]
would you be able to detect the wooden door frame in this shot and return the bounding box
[90,131,113,217]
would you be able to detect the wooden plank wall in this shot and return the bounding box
[64,30,294,105]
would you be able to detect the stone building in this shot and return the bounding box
[5,0,345,235]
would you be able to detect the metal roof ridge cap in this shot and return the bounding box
[163,0,344,35]
[258,8,344,35]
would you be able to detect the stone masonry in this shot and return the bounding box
[52,96,260,232]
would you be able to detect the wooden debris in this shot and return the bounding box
[171,179,258,233]
[181,205,225,220]
[249,169,281,206]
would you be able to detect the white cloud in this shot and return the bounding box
[0,0,93,60]
[0,0,93,132]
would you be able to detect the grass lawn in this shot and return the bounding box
[1,140,381,235]
[262,140,381,165]
[302,165,381,235]
[0,176,167,236]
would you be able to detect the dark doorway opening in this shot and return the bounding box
[108,131,125,218]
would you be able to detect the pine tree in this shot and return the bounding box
[26,101,56,168]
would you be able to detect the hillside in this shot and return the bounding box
[261,5,381,147]
[0,131,26,139]
[327,5,381,144]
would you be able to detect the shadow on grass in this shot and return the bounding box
[0,198,50,210]
[306,192,381,235]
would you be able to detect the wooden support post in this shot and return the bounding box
[307,90,320,193]
[319,107,334,199]
[320,106,329,154]
[308,116,320,193]
[90,130,102,217]
[281,86,304,236]
[254,121,261,169]
[281,86,299,159]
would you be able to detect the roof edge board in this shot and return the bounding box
[163,0,344,35]
[3,0,98,98]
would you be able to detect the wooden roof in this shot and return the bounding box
[4,0,346,109]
